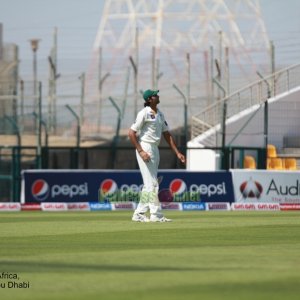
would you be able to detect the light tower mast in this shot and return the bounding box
[87,0,269,132]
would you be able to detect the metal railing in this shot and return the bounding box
[191,63,300,140]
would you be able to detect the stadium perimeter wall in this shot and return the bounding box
[0,169,294,213]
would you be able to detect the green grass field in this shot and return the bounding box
[1,211,300,300]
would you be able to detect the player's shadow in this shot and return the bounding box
[0,260,200,273]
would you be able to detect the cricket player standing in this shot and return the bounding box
[128,89,186,222]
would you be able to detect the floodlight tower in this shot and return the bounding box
[87,0,269,132]
[93,0,268,52]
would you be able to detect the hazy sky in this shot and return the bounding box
[1,0,300,77]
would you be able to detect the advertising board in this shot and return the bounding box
[22,170,234,204]
[231,170,300,203]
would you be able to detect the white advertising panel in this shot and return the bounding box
[231,170,300,203]
[231,202,280,211]
[41,202,68,211]
[0,203,21,211]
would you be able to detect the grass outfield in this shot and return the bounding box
[0,211,300,300]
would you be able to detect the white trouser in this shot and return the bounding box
[134,141,162,216]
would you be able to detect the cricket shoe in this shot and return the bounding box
[132,213,150,222]
[150,215,172,222]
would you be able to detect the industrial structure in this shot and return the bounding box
[87,0,271,134]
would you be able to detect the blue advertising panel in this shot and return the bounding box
[182,202,206,211]
[22,170,234,203]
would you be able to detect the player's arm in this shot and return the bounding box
[128,129,143,152]
[128,129,150,162]
[163,131,186,164]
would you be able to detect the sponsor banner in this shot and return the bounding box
[280,203,300,211]
[182,202,206,211]
[0,202,21,212]
[67,202,90,211]
[22,170,234,203]
[255,203,280,211]
[231,203,256,211]
[231,170,300,204]
[41,203,68,211]
[160,202,182,210]
[21,203,41,211]
[89,202,112,211]
[232,203,280,211]
[111,202,136,210]
[206,202,230,211]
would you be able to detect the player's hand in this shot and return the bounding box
[139,150,151,163]
[177,152,186,164]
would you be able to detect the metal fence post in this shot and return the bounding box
[256,71,270,169]
[172,84,188,146]
[108,97,122,168]
[65,105,80,168]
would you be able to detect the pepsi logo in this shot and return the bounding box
[169,179,187,196]
[240,178,263,198]
[31,179,49,201]
[100,179,118,197]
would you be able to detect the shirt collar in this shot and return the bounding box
[146,106,160,114]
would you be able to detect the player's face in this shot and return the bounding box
[151,95,160,104]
